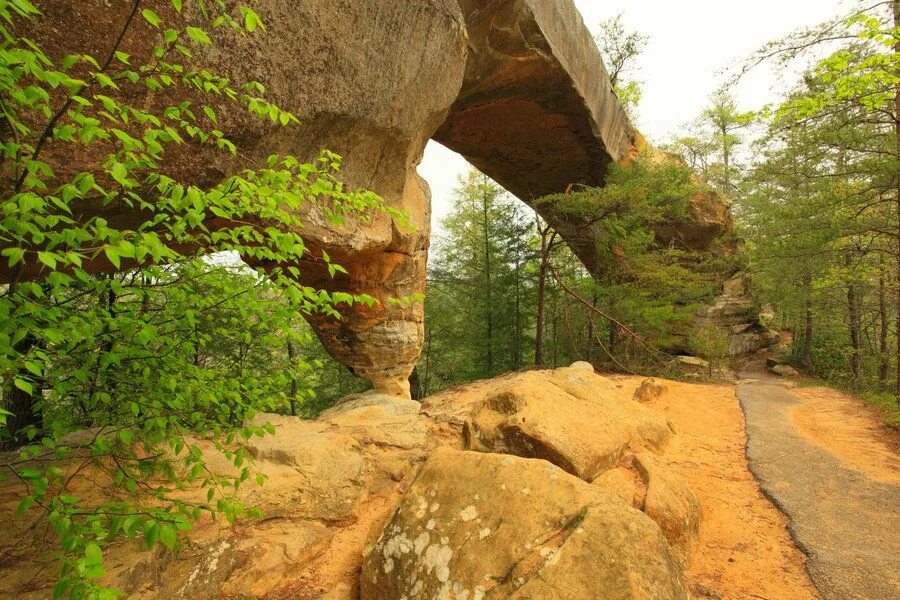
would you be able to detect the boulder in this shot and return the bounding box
[460,369,674,481]
[569,360,595,372]
[633,378,668,403]
[694,273,781,358]
[112,519,332,599]
[677,355,710,371]
[771,364,800,377]
[361,449,689,600]
[319,392,427,450]
[242,414,365,521]
[730,328,781,357]
[593,466,642,506]
[634,453,702,567]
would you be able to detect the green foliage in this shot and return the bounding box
[667,88,754,200]
[421,156,725,392]
[594,13,648,119]
[420,171,534,393]
[691,325,730,376]
[0,1,388,596]
[741,1,898,407]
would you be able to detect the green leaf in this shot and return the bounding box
[243,8,263,33]
[104,246,121,269]
[85,543,103,564]
[141,8,161,27]
[186,27,211,45]
[37,251,57,269]
[15,495,34,515]
[14,378,33,395]
[110,161,129,186]
[159,524,176,549]
[2,247,25,267]
[143,521,159,548]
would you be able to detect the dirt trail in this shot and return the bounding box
[614,377,819,600]
[790,385,900,486]
[736,370,900,600]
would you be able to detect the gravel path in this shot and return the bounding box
[737,380,900,600]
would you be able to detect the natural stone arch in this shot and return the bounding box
[7,0,731,398]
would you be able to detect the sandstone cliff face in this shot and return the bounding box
[0,367,702,599]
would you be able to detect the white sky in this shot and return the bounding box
[420,0,850,230]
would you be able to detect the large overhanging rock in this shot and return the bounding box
[10,0,736,396]
[13,0,470,398]
[434,0,634,274]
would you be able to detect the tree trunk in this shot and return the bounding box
[2,332,42,449]
[409,366,423,401]
[286,338,298,416]
[608,297,618,354]
[535,224,555,367]
[846,256,863,387]
[802,270,813,372]
[879,270,890,387]
[514,255,522,369]
[551,292,559,368]
[894,0,900,400]
[586,293,598,361]
[481,184,493,374]
[535,260,547,367]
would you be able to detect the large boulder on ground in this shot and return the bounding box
[118,519,333,599]
[361,449,689,600]
[459,368,674,481]
[593,466,643,506]
[634,453,702,567]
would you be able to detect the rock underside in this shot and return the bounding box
[0,366,702,599]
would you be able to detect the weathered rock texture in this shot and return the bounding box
[434,2,729,274]
[0,367,703,599]
[361,449,689,600]
[634,452,702,567]
[10,0,738,397]
[696,273,781,357]
[460,368,674,480]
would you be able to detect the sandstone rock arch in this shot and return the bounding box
[7,0,731,398]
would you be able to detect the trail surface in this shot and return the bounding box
[737,368,900,600]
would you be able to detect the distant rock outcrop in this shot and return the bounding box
[696,273,781,357]
[0,366,703,599]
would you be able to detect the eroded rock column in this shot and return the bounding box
[208,0,469,397]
